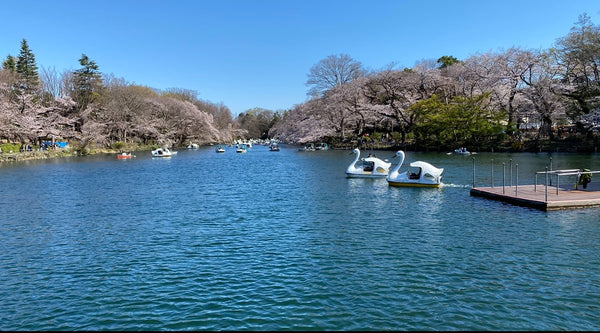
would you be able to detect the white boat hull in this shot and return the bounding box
[346,149,391,178]
[387,175,442,187]
[152,147,173,157]
[386,151,443,187]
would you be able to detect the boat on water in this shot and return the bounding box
[454,147,470,155]
[316,142,329,150]
[298,143,316,151]
[346,148,391,178]
[269,143,280,151]
[187,142,199,149]
[215,145,226,153]
[236,144,248,153]
[151,147,173,157]
[117,152,135,159]
[386,150,444,187]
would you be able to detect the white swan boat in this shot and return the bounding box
[151,147,173,157]
[346,148,391,178]
[386,150,443,187]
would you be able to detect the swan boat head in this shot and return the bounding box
[346,148,391,178]
[386,150,444,187]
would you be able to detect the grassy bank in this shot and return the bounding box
[0,144,155,164]
[0,150,76,163]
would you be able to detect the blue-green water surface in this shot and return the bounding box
[1,146,599,330]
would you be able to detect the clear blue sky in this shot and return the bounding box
[2,0,599,116]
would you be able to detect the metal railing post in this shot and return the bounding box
[510,159,513,187]
[502,162,505,194]
[549,158,553,186]
[515,163,519,196]
[545,167,548,203]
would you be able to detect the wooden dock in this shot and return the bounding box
[470,182,600,211]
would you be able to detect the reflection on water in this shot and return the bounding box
[0,147,599,330]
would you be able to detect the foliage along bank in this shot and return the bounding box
[268,14,600,153]
[1,40,242,155]
[3,13,600,155]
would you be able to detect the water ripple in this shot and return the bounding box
[1,149,599,330]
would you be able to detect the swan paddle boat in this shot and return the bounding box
[152,147,173,157]
[346,148,391,178]
[386,150,444,187]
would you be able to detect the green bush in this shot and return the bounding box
[0,143,22,153]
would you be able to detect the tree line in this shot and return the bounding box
[2,13,600,153]
[269,13,600,152]
[1,40,241,153]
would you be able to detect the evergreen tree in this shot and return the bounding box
[15,39,40,93]
[73,54,103,111]
[436,55,461,69]
[2,55,16,72]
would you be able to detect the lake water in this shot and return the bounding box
[1,145,599,330]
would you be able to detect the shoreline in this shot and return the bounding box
[2,145,599,166]
[0,150,76,163]
[0,148,122,164]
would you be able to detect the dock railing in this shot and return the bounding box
[473,157,521,195]
[473,157,599,202]
[534,169,600,196]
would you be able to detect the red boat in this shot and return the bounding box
[117,152,135,159]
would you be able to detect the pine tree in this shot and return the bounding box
[15,39,40,93]
[2,55,16,71]
[73,54,103,111]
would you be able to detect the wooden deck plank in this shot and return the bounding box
[470,182,600,211]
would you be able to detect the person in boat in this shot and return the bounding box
[408,169,421,179]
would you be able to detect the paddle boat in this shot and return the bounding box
[346,148,391,178]
[269,143,280,151]
[316,142,329,150]
[187,142,199,149]
[152,147,173,157]
[386,150,444,187]
[298,143,316,151]
[215,145,226,153]
[236,144,248,153]
[117,152,135,159]
[454,147,470,155]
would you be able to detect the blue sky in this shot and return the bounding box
[2,0,599,117]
